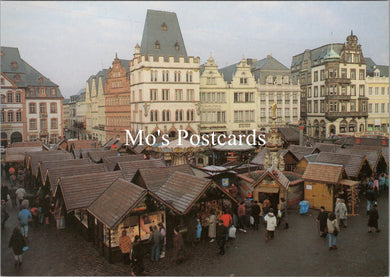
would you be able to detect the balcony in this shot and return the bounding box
[325,95,351,101]
[325,111,368,121]
[325,78,351,85]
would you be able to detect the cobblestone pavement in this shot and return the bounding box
[1,177,388,276]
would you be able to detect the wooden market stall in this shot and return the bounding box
[302,162,345,212]
[338,179,360,216]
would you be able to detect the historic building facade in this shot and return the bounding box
[365,58,389,132]
[291,32,369,138]
[1,47,63,145]
[128,9,200,138]
[85,69,108,142]
[104,54,131,142]
[199,55,300,135]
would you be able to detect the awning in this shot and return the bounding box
[339,179,359,186]
[256,186,280,193]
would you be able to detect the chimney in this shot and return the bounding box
[299,125,304,146]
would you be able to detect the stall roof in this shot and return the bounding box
[154,171,214,214]
[46,163,107,196]
[254,165,290,190]
[117,159,167,181]
[86,149,118,163]
[313,143,341,153]
[134,165,195,192]
[69,140,100,151]
[302,163,343,184]
[39,158,91,184]
[278,127,299,143]
[336,148,384,169]
[287,145,318,160]
[9,141,44,148]
[87,178,147,229]
[28,151,74,176]
[59,171,123,212]
[103,154,145,171]
[314,152,368,178]
[133,145,147,154]
[5,146,43,163]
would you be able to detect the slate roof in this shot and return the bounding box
[302,163,343,184]
[103,154,146,171]
[218,62,239,84]
[287,145,317,160]
[291,43,344,68]
[314,152,367,178]
[140,9,188,60]
[250,56,293,84]
[365,57,389,77]
[47,163,106,196]
[87,178,147,229]
[134,165,195,192]
[86,69,108,96]
[1,47,26,73]
[313,143,341,153]
[251,148,290,166]
[59,171,123,212]
[154,171,211,214]
[120,59,130,71]
[39,158,92,184]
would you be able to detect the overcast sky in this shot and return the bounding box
[1,1,388,98]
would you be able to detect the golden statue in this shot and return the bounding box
[271,102,277,118]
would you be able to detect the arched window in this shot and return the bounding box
[155,40,160,49]
[16,111,22,122]
[167,110,170,122]
[162,110,166,122]
[175,42,180,51]
[7,111,13,122]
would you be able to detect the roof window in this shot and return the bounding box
[162,22,167,31]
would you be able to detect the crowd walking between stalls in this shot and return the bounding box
[1,161,387,276]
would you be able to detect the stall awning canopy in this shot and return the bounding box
[256,186,280,193]
[339,179,359,186]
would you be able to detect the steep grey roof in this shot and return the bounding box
[119,59,130,71]
[365,57,389,77]
[291,43,344,68]
[1,47,26,74]
[251,56,292,84]
[140,9,188,60]
[86,69,108,96]
[218,62,239,84]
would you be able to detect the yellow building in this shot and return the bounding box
[365,58,389,132]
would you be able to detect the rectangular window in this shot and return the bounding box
[150,89,157,101]
[29,119,37,130]
[375,87,379,95]
[350,69,356,80]
[308,100,312,113]
[16,93,21,103]
[369,87,373,95]
[320,86,325,97]
[308,87,312,98]
[368,103,373,113]
[41,119,47,129]
[293,108,298,116]
[7,93,12,103]
[187,89,194,101]
[39,103,46,114]
[314,100,318,113]
[313,71,318,82]
[359,85,365,96]
[381,87,385,95]
[29,103,36,114]
[359,69,365,80]
[285,108,290,117]
[350,101,356,112]
[320,100,325,113]
[314,87,318,97]
[351,85,356,96]
[16,112,22,122]
[51,118,58,129]
[240,78,247,84]
[375,103,379,113]
[50,103,57,113]
[341,68,347,78]
[320,70,324,81]
[381,103,385,113]
[175,89,183,101]
[8,112,13,122]
[162,89,169,101]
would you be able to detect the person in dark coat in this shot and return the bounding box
[366,189,377,214]
[316,206,328,237]
[216,220,228,255]
[1,183,9,203]
[8,226,26,268]
[187,216,198,247]
[131,235,145,276]
[251,201,261,230]
[368,204,381,233]
[173,227,185,264]
[2,200,9,230]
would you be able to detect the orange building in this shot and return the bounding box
[104,54,131,142]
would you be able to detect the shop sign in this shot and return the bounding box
[306,185,312,190]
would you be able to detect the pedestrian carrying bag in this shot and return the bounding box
[229,226,236,238]
[333,229,339,236]
[22,246,29,252]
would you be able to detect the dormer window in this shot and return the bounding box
[11,61,18,69]
[174,42,180,51]
[0,51,4,56]
[162,22,167,31]
[39,77,44,84]
[154,40,160,49]
[14,75,21,83]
